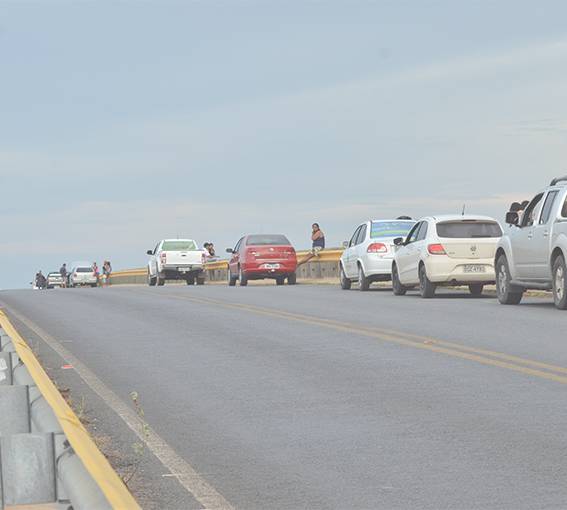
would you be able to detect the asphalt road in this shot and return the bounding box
[2,283,567,510]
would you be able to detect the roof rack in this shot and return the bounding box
[550,176,567,186]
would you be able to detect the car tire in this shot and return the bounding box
[552,255,567,310]
[392,264,407,296]
[239,267,248,287]
[495,255,522,305]
[196,276,206,285]
[419,264,436,298]
[228,269,237,287]
[340,265,351,290]
[288,272,297,285]
[358,264,370,291]
[276,276,285,285]
[468,284,484,296]
[156,272,165,286]
[186,275,195,286]
[148,270,157,286]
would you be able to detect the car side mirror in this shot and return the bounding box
[393,237,404,246]
[342,240,349,248]
[505,211,519,226]
[226,248,234,254]
[146,250,153,255]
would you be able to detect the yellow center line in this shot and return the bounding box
[132,289,567,385]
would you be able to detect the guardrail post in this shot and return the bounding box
[0,353,12,386]
[0,386,30,436]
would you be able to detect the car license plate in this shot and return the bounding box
[179,268,189,273]
[463,265,486,273]
[264,263,280,269]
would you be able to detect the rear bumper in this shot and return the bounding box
[243,260,297,276]
[425,257,496,284]
[362,255,395,277]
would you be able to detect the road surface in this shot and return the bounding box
[1,283,567,509]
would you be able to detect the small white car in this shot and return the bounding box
[340,219,416,290]
[68,264,98,288]
[46,272,65,289]
[391,215,502,298]
[147,239,207,286]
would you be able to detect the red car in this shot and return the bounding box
[226,234,298,286]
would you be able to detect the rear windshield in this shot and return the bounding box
[76,267,93,273]
[162,240,197,251]
[246,235,291,246]
[436,221,502,238]
[48,273,61,277]
[370,221,415,239]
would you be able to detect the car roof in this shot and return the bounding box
[162,238,195,242]
[423,214,499,222]
[369,219,415,223]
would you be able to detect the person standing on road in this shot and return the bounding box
[92,262,100,286]
[60,263,67,288]
[102,260,112,286]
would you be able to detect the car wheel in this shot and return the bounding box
[228,269,237,287]
[419,264,436,298]
[340,265,351,290]
[358,264,370,291]
[276,276,285,285]
[392,264,407,296]
[186,275,195,286]
[495,255,522,305]
[239,267,248,287]
[196,276,206,285]
[288,272,297,285]
[468,284,484,296]
[156,272,165,286]
[552,255,567,310]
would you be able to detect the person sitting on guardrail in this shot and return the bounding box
[298,223,326,266]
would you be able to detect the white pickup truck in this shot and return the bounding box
[147,239,207,286]
[495,176,567,309]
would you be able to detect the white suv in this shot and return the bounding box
[392,215,502,298]
[495,176,567,309]
[340,219,415,290]
[147,239,207,286]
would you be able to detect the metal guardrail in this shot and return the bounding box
[0,311,139,510]
[110,249,344,280]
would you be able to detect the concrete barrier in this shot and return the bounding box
[110,249,344,286]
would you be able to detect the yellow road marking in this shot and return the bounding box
[0,310,141,510]
[137,290,567,385]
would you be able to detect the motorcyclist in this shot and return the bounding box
[35,271,47,289]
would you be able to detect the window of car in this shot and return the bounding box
[539,191,559,224]
[416,221,428,241]
[161,240,197,251]
[562,196,567,218]
[406,222,422,244]
[76,267,93,273]
[521,193,544,227]
[356,224,368,245]
[234,238,243,252]
[436,220,502,238]
[349,226,362,247]
[246,234,291,246]
[370,221,415,239]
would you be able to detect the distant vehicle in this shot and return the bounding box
[46,272,65,289]
[392,215,502,298]
[147,239,206,286]
[340,219,416,290]
[495,176,567,309]
[226,234,297,286]
[68,263,98,288]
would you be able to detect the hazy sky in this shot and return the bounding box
[1,1,567,288]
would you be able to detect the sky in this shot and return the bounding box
[1,1,567,289]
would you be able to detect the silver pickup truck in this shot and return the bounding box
[495,176,567,309]
[147,239,207,286]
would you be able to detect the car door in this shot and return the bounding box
[230,238,243,276]
[512,193,544,279]
[354,223,369,269]
[529,190,559,280]
[411,221,429,281]
[397,222,422,283]
[345,226,362,278]
[150,242,160,276]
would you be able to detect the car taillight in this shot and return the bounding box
[367,243,387,253]
[428,243,446,255]
[160,252,167,263]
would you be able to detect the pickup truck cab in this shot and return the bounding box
[147,239,206,286]
[495,176,567,309]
